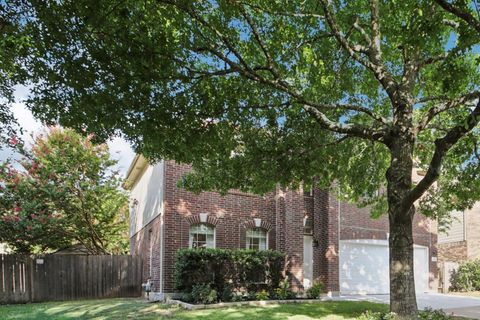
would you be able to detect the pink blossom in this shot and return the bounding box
[14,206,21,212]
[31,214,37,219]
[8,135,18,146]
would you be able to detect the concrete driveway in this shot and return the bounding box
[331,293,480,319]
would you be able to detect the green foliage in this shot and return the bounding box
[255,290,269,301]
[306,281,325,299]
[357,311,398,320]
[190,284,218,305]
[450,260,480,292]
[174,248,285,302]
[419,308,454,320]
[273,277,295,300]
[357,309,453,320]
[0,127,129,254]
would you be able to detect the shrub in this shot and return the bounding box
[273,277,295,300]
[419,308,453,320]
[306,281,324,299]
[231,292,245,302]
[255,290,270,300]
[357,311,397,320]
[174,248,285,303]
[220,284,234,302]
[449,260,480,291]
[358,309,453,320]
[190,284,218,304]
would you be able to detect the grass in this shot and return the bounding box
[0,298,389,320]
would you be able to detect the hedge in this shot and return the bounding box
[174,248,285,299]
[450,260,480,292]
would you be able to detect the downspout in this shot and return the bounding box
[337,196,341,296]
[159,160,166,298]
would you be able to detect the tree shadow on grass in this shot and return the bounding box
[0,299,388,320]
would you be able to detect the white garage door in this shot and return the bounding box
[339,240,429,294]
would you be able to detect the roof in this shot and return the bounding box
[122,154,149,190]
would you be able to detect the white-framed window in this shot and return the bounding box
[246,228,268,250]
[189,223,215,249]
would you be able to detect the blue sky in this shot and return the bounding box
[0,86,135,176]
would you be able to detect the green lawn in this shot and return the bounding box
[0,298,388,320]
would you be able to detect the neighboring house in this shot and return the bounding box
[124,156,438,300]
[438,204,480,292]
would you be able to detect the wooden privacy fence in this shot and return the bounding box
[0,254,143,304]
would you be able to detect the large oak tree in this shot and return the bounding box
[5,0,480,317]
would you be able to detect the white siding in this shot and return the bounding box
[438,211,465,244]
[129,161,165,237]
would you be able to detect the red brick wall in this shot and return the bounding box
[162,161,277,292]
[283,188,305,291]
[312,188,340,293]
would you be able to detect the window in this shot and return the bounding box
[189,223,215,249]
[246,228,268,250]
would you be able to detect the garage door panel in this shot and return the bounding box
[340,242,389,294]
[339,240,428,294]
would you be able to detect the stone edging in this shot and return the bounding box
[167,297,332,310]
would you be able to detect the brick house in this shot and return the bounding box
[124,156,438,300]
[438,203,480,292]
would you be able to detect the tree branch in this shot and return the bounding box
[158,0,388,141]
[416,91,480,132]
[434,0,480,33]
[403,99,480,209]
[319,0,398,101]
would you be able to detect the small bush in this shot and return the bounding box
[231,292,244,302]
[273,277,296,300]
[306,281,324,299]
[450,260,480,291]
[419,308,453,320]
[190,284,218,304]
[255,290,270,300]
[358,309,453,320]
[220,284,234,302]
[357,311,397,320]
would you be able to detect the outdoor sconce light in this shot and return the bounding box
[312,238,319,248]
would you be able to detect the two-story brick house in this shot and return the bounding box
[124,156,438,300]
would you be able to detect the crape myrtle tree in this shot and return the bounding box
[6,0,480,317]
[0,127,129,254]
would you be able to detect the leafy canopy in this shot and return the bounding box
[0,127,129,254]
[6,0,480,219]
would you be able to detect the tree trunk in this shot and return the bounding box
[389,206,417,318]
[386,136,418,318]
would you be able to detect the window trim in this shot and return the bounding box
[246,227,268,250]
[189,223,216,249]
